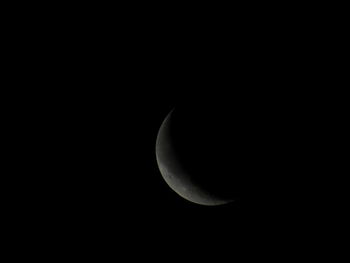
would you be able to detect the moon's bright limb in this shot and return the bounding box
[156,109,234,206]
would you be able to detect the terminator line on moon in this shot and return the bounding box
[155,108,235,206]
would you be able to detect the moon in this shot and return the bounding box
[155,107,239,206]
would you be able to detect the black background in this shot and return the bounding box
[4,4,345,259]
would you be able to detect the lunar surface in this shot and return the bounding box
[156,108,239,206]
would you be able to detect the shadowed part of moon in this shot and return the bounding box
[155,109,234,206]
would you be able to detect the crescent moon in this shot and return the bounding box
[155,109,235,206]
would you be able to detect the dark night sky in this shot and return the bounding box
[6,7,342,259]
